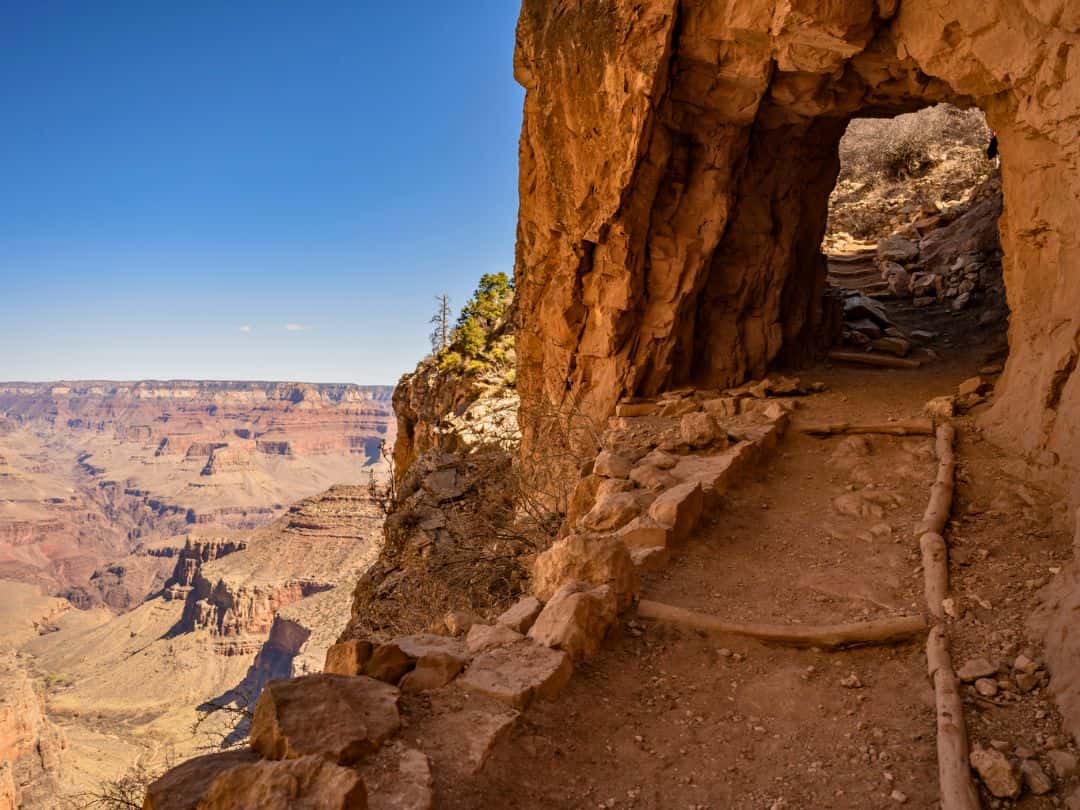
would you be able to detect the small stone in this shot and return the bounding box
[1015,671,1039,693]
[444,610,479,637]
[889,789,908,804]
[1047,750,1078,779]
[974,678,999,697]
[924,396,956,419]
[839,673,863,689]
[1013,654,1039,675]
[956,658,997,682]
[970,746,1022,799]
[1021,759,1054,795]
[957,377,988,397]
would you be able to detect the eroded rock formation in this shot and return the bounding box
[513,0,1080,500]
[0,653,64,809]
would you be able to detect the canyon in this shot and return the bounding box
[0,380,392,605]
[0,381,393,806]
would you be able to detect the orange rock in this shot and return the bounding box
[457,640,572,710]
[324,640,374,676]
[250,674,400,765]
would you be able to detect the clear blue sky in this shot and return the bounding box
[0,2,524,385]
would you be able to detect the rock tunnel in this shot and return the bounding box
[512,0,1080,497]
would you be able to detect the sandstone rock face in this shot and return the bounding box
[250,674,400,765]
[513,0,1080,505]
[0,653,64,809]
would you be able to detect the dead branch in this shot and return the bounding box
[799,419,935,436]
[636,600,927,650]
[926,626,981,810]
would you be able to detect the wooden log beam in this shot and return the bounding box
[917,425,957,536]
[799,419,935,437]
[926,626,981,810]
[636,600,927,650]
[827,350,923,369]
[920,532,949,619]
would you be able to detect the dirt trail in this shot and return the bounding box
[433,302,1078,808]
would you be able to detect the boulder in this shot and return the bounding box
[877,235,920,263]
[629,461,678,490]
[199,756,369,810]
[969,746,1022,799]
[648,482,704,542]
[457,640,572,710]
[251,674,400,765]
[325,640,374,676]
[466,623,525,655]
[613,516,671,550]
[527,582,617,660]
[398,654,466,693]
[365,644,415,684]
[702,397,740,418]
[679,412,722,448]
[956,657,997,682]
[532,532,638,608]
[593,450,634,479]
[393,635,469,691]
[143,750,260,810]
[497,596,543,634]
[579,491,640,532]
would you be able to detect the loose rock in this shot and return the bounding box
[251,674,400,765]
[969,746,1022,799]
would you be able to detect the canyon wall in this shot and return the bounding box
[0,380,395,602]
[0,653,64,809]
[513,0,1080,496]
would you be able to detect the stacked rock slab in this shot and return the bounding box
[513,0,1080,507]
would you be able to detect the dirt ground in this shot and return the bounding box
[433,287,1079,808]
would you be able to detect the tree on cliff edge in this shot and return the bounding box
[429,293,452,354]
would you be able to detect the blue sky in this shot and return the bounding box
[0,2,523,384]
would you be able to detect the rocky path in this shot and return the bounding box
[443,356,1079,808]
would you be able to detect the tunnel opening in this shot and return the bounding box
[820,104,1010,380]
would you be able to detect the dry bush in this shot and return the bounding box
[343,394,600,641]
[838,104,990,186]
[827,104,996,242]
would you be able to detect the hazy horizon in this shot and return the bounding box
[1,2,523,384]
